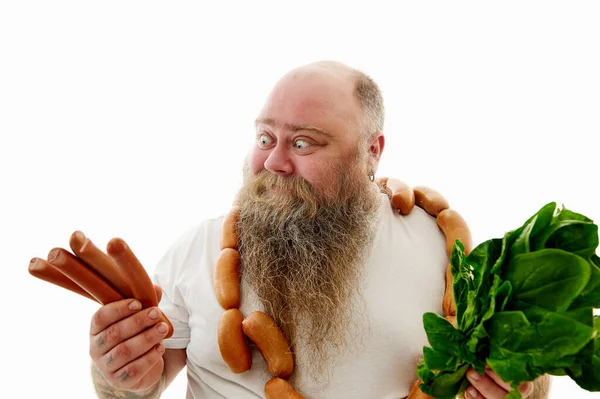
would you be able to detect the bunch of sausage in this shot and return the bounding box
[28,231,174,338]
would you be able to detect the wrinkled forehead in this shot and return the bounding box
[258,66,362,139]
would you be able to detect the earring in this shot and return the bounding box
[368,171,375,182]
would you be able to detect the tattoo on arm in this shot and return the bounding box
[92,363,165,399]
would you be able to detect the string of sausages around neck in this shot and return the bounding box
[214,179,473,399]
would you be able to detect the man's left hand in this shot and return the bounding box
[465,367,532,399]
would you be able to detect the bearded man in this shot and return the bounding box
[89,61,549,398]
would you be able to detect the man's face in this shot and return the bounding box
[248,67,367,200]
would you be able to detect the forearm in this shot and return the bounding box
[92,362,165,399]
[530,374,551,399]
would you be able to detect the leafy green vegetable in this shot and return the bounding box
[417,202,600,398]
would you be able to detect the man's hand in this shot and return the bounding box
[465,367,533,399]
[90,284,168,394]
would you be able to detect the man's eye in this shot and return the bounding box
[258,134,273,148]
[294,139,310,150]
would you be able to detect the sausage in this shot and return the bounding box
[221,206,241,250]
[386,178,415,215]
[413,186,450,217]
[28,257,98,302]
[445,314,457,328]
[265,378,306,399]
[218,309,252,373]
[406,379,435,399]
[69,230,134,298]
[214,248,241,310]
[436,208,473,257]
[106,237,174,339]
[443,263,456,317]
[47,248,123,304]
[242,311,294,379]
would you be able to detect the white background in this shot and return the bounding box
[1,1,598,398]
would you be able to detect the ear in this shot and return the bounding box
[369,132,385,161]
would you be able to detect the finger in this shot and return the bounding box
[466,368,508,399]
[484,368,532,397]
[375,176,389,186]
[90,299,142,336]
[377,177,393,199]
[101,321,170,372]
[91,306,164,357]
[107,343,165,391]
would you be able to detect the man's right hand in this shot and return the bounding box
[90,285,168,394]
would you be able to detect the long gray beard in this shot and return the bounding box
[236,166,379,386]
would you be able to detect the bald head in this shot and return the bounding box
[283,61,385,137]
[249,60,386,198]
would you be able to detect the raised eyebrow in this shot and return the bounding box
[286,123,333,138]
[255,118,275,127]
[255,118,334,138]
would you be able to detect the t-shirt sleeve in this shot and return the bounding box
[152,226,201,350]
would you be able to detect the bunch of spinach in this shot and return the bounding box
[417,202,600,399]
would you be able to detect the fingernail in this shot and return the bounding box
[467,386,479,398]
[155,343,165,354]
[156,322,168,334]
[148,308,159,319]
[468,370,481,381]
[129,300,141,311]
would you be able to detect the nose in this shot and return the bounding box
[264,143,294,176]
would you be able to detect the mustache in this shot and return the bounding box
[242,171,327,220]
[249,171,315,197]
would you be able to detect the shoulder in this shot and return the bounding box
[377,193,444,241]
[153,215,225,280]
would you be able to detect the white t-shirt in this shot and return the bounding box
[154,193,448,399]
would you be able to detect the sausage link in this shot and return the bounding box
[406,379,435,399]
[242,311,294,379]
[265,378,306,399]
[445,314,457,328]
[214,248,241,310]
[69,230,134,298]
[221,206,241,250]
[218,309,252,374]
[443,263,456,317]
[106,237,174,339]
[47,248,123,304]
[413,186,450,217]
[28,257,98,302]
[436,208,473,257]
[386,178,415,215]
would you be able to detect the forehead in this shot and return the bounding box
[257,69,362,139]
